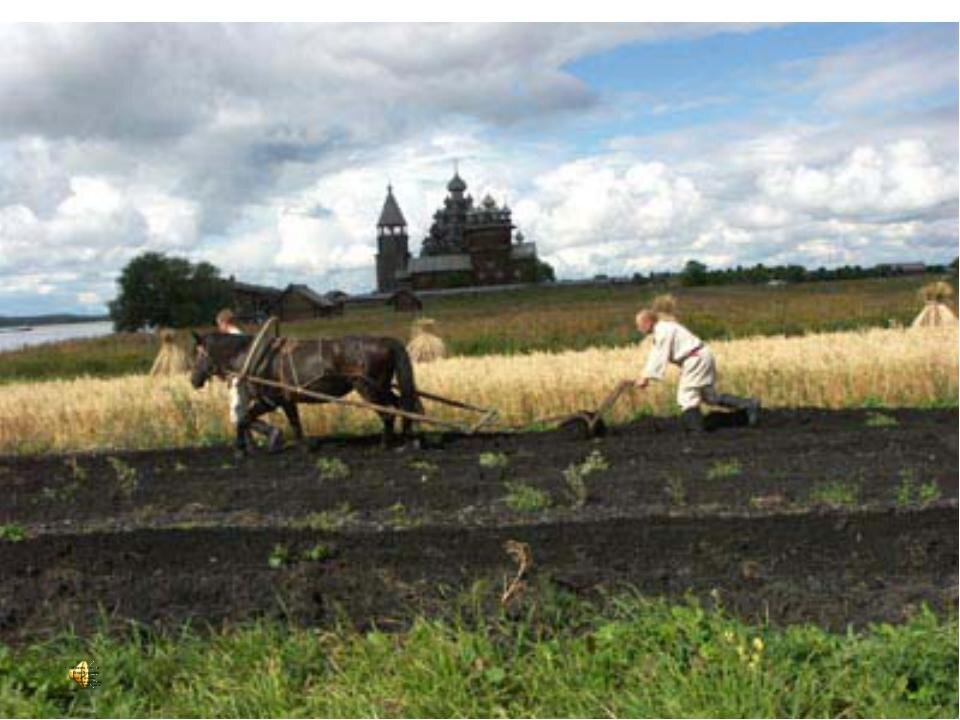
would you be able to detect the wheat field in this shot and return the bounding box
[0,326,956,455]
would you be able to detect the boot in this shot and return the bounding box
[704,409,750,431]
[713,394,761,426]
[680,407,705,433]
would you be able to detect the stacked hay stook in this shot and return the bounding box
[150,329,192,376]
[406,317,448,363]
[911,281,958,329]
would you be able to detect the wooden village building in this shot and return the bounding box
[375,171,540,292]
[230,280,344,322]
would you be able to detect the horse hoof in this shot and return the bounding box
[267,428,284,454]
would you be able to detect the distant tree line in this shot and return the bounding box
[626,257,959,288]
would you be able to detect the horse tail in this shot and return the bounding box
[390,339,421,415]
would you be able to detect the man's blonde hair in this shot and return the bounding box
[216,308,235,326]
[636,308,659,325]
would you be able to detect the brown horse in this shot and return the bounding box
[190,332,422,455]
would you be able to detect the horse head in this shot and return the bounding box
[190,331,216,388]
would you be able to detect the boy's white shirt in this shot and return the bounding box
[642,320,703,381]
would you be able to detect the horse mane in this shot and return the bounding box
[206,332,253,367]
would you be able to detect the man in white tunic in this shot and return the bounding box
[634,308,760,431]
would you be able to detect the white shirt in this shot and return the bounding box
[642,320,703,381]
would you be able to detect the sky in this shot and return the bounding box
[0,22,957,315]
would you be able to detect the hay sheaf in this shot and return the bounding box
[150,330,192,376]
[919,281,955,304]
[407,318,448,363]
[911,281,958,328]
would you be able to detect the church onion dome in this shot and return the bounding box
[481,194,497,210]
[377,185,407,227]
[447,172,467,193]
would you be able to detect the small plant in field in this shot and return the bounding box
[316,457,350,481]
[409,459,439,482]
[479,452,509,470]
[895,470,940,506]
[749,494,786,510]
[385,502,421,529]
[304,543,333,562]
[706,459,742,480]
[0,524,25,542]
[504,482,550,512]
[562,449,610,507]
[665,476,686,506]
[40,483,79,503]
[292,503,354,532]
[107,456,139,498]
[64,456,87,482]
[809,481,858,507]
[865,411,898,428]
[267,543,290,569]
[917,482,941,504]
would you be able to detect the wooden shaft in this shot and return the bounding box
[391,383,495,415]
[231,372,467,431]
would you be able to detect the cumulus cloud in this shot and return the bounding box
[757,139,957,220]
[0,23,956,315]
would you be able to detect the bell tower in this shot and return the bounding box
[375,184,410,292]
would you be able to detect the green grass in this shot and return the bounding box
[896,470,943,507]
[0,594,955,717]
[289,503,355,532]
[267,543,290,569]
[665,476,687,507]
[106,457,138,499]
[562,449,610,507]
[706,459,743,480]
[0,524,25,542]
[0,276,945,385]
[809,481,860,507]
[316,457,350,481]
[503,482,551,512]
[866,412,899,428]
[478,452,510,470]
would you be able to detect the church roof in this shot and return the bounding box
[447,172,467,193]
[407,255,473,273]
[377,185,406,227]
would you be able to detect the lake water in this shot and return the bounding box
[0,321,115,353]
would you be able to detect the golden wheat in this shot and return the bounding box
[1,326,955,455]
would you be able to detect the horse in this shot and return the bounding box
[190,331,423,455]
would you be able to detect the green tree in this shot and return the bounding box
[681,259,708,287]
[108,253,232,331]
[535,260,556,283]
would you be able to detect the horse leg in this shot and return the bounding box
[360,382,398,449]
[281,401,309,451]
[245,399,284,454]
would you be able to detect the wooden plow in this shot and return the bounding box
[228,318,633,440]
[501,379,636,439]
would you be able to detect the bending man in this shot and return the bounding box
[634,308,760,432]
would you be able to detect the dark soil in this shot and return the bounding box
[0,408,956,642]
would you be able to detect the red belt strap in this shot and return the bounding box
[676,344,702,364]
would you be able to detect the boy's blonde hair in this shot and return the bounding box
[216,308,235,326]
[636,308,659,326]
